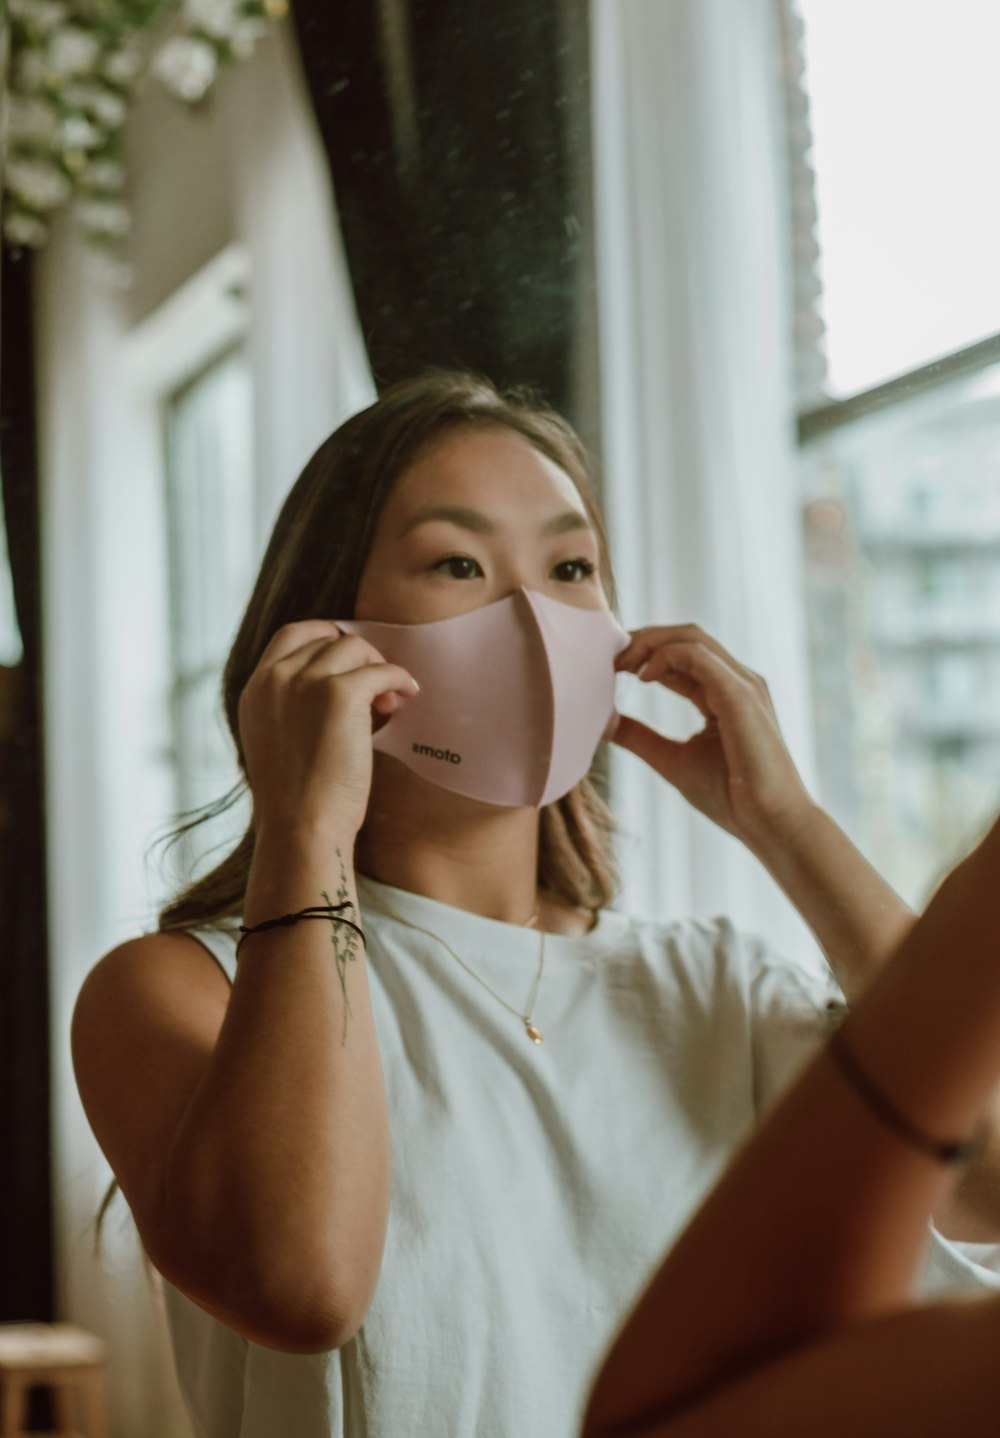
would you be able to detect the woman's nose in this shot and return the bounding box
[494,571,536,598]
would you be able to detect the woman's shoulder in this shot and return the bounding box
[608,908,839,1008]
[80,923,239,996]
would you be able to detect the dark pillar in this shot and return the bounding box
[289,0,600,448]
[0,245,55,1327]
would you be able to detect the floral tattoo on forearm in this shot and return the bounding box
[323,849,361,1046]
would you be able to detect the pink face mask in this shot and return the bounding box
[337,588,630,808]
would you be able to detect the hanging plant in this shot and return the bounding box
[3,0,288,274]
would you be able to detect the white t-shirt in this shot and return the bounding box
[160,881,1000,1438]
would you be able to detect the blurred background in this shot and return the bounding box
[2,0,999,1430]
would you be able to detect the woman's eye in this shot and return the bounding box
[553,558,597,583]
[433,555,484,580]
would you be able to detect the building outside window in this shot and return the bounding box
[791,0,1000,905]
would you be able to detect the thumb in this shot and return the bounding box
[609,713,690,786]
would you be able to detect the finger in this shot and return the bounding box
[292,632,394,679]
[615,624,757,685]
[609,714,693,787]
[629,640,754,722]
[618,635,748,719]
[615,625,712,672]
[313,659,421,704]
[643,669,715,719]
[264,631,395,682]
[373,689,404,716]
[256,619,348,669]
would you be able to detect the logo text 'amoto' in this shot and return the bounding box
[412,743,462,765]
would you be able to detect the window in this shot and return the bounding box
[799,335,1000,908]
[796,0,1000,398]
[162,344,256,883]
[793,2,1000,904]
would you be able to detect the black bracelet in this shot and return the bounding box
[827,1023,981,1166]
[236,902,367,958]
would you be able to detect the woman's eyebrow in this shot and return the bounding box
[398,505,593,538]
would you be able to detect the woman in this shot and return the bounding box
[71,371,1000,1438]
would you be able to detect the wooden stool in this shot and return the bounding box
[0,1324,110,1438]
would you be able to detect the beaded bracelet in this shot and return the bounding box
[236,902,367,959]
[827,1023,982,1167]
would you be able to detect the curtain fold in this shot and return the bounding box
[1,0,26,666]
[229,27,375,534]
[592,0,822,964]
[289,0,600,450]
[0,520,23,667]
[0,252,30,669]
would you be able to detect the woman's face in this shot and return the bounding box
[353,425,610,623]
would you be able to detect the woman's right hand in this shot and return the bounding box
[237,620,420,841]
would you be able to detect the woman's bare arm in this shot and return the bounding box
[72,829,389,1353]
[73,619,419,1353]
[582,811,1000,1436]
[602,1295,1000,1438]
[754,801,1000,1239]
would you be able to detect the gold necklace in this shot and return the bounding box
[358,879,548,1045]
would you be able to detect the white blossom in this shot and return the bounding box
[92,91,127,127]
[229,19,269,60]
[9,0,67,33]
[48,27,103,77]
[152,35,218,102]
[76,198,131,236]
[58,114,105,150]
[84,158,126,191]
[7,94,61,143]
[6,0,278,261]
[3,210,50,248]
[103,46,143,85]
[183,0,240,39]
[6,156,73,210]
[63,81,128,128]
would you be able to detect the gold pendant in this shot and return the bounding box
[525,1021,544,1044]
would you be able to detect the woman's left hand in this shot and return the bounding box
[609,624,814,852]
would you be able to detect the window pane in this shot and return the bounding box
[798,0,1000,397]
[163,346,255,883]
[802,362,1000,904]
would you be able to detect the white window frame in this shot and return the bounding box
[112,244,253,920]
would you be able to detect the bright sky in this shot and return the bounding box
[797,0,1000,398]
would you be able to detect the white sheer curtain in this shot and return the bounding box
[0,504,22,665]
[36,24,372,1437]
[592,0,822,964]
[0,65,25,665]
[228,38,375,528]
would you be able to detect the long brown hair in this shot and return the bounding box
[95,369,621,1247]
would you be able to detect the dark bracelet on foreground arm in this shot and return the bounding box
[827,1023,982,1167]
[236,903,367,959]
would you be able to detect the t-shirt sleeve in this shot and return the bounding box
[737,926,1000,1297]
[739,927,844,1117]
[185,923,239,986]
